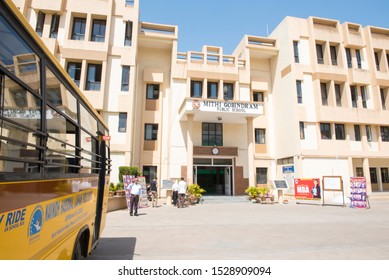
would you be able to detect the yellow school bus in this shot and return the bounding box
[0,0,111,259]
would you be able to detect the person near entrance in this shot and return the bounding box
[149,177,158,207]
[129,178,142,216]
[172,179,179,206]
[177,177,187,208]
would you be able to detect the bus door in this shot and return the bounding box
[92,138,107,245]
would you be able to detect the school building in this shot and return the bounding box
[12,0,389,197]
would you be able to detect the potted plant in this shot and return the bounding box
[115,182,125,196]
[245,186,259,202]
[257,186,270,203]
[187,184,206,204]
[109,183,117,197]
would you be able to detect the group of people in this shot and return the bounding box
[125,177,188,216]
[172,177,187,208]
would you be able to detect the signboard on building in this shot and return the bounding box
[187,99,264,115]
[350,177,368,208]
[282,165,294,173]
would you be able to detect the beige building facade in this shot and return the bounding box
[12,0,389,197]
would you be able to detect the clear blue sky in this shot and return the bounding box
[140,0,389,54]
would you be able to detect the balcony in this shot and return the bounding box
[318,105,389,125]
[179,98,264,124]
[31,0,64,12]
[138,22,177,49]
[244,36,278,59]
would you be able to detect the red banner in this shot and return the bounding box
[294,178,321,200]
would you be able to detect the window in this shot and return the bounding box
[361,86,368,108]
[118,112,127,132]
[125,0,135,5]
[354,125,361,141]
[85,63,102,91]
[143,166,157,184]
[35,11,45,37]
[124,21,133,46]
[335,84,342,107]
[316,44,324,64]
[66,62,82,87]
[121,66,130,91]
[255,129,266,144]
[49,14,60,38]
[380,88,387,110]
[223,83,234,100]
[366,125,372,142]
[370,168,378,184]
[320,83,328,106]
[256,168,268,184]
[207,82,218,99]
[296,80,303,104]
[387,53,389,68]
[91,19,106,42]
[202,123,223,146]
[381,126,389,142]
[381,168,389,183]
[356,167,364,177]
[335,124,345,140]
[146,84,159,99]
[293,41,299,63]
[346,48,352,68]
[191,80,202,98]
[299,122,305,140]
[253,92,264,102]
[356,49,362,69]
[320,123,331,139]
[71,17,86,40]
[375,51,380,71]
[330,45,337,66]
[350,86,358,108]
[145,124,158,140]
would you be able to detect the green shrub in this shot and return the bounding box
[118,166,139,183]
[116,182,124,190]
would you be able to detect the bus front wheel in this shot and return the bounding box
[72,235,86,260]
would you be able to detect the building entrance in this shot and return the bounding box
[194,166,233,195]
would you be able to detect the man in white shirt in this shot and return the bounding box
[177,177,187,208]
[129,178,142,216]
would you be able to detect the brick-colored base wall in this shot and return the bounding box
[234,166,248,195]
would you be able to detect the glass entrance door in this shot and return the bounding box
[194,165,233,195]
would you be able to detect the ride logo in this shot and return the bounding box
[28,205,44,243]
[0,208,26,233]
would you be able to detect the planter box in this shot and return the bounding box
[107,196,127,212]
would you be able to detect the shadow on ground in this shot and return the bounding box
[88,237,136,260]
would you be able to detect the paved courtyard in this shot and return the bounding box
[89,196,389,260]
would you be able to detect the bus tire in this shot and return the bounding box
[72,235,86,260]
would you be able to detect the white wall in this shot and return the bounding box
[110,153,126,184]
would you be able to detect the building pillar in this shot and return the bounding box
[246,117,255,186]
[362,157,372,193]
[187,114,194,184]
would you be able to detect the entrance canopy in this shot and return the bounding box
[179,98,264,124]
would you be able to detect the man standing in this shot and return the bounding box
[129,178,142,216]
[149,177,158,207]
[172,179,179,206]
[177,177,187,208]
